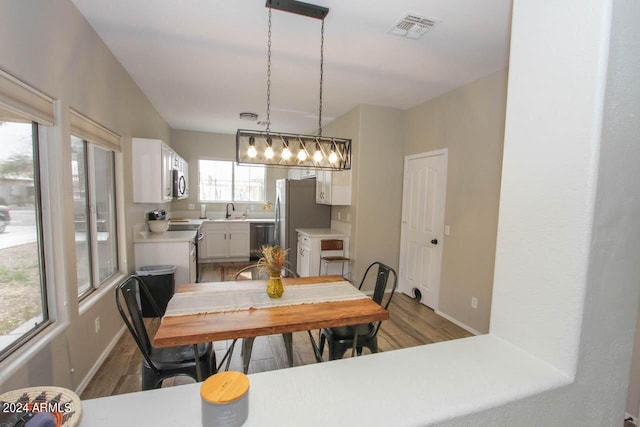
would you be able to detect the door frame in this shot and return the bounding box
[398,148,448,310]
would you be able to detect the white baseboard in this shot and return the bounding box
[75,325,126,395]
[435,310,482,336]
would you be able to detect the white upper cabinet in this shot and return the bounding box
[316,169,351,205]
[132,138,188,203]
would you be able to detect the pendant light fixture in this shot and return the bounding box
[236,0,352,171]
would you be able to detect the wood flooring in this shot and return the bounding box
[81,264,473,400]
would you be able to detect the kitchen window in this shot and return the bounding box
[0,118,50,360]
[199,160,265,202]
[70,135,119,298]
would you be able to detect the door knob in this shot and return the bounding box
[431,239,438,245]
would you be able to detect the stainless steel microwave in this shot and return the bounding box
[172,168,188,199]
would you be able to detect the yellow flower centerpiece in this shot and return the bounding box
[257,245,288,298]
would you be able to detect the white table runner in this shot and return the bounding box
[163,280,367,318]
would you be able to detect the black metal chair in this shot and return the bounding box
[115,275,217,390]
[233,264,297,281]
[318,262,397,360]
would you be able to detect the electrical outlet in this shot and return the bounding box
[444,225,450,236]
[94,316,100,334]
[471,297,478,309]
[188,203,195,210]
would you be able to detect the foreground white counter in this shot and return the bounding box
[80,335,570,426]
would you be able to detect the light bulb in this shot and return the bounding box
[282,147,292,160]
[265,146,274,159]
[297,149,308,161]
[247,136,257,158]
[328,151,338,163]
[247,145,257,158]
[313,149,323,162]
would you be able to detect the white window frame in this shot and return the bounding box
[69,110,121,299]
[198,159,266,203]
[0,68,54,361]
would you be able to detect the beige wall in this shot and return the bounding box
[322,105,405,287]
[628,312,640,418]
[354,105,405,284]
[325,107,360,230]
[0,0,169,391]
[169,129,288,217]
[405,69,508,333]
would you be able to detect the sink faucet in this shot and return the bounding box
[226,203,235,219]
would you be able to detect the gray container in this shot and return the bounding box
[201,371,249,427]
[136,265,176,317]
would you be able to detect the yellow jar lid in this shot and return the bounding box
[201,371,250,404]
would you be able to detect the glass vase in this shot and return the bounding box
[266,273,284,298]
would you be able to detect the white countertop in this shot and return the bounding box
[133,230,197,243]
[79,335,570,427]
[169,218,275,225]
[296,228,349,238]
[168,218,205,226]
[205,218,275,223]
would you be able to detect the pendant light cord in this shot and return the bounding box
[266,8,324,137]
[266,7,272,133]
[318,18,324,136]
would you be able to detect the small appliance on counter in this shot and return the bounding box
[147,209,169,233]
[148,209,167,221]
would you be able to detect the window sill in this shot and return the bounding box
[78,272,127,316]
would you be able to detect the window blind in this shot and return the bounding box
[0,68,54,126]
[70,109,121,152]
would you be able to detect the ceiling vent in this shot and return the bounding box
[239,112,258,121]
[390,13,439,39]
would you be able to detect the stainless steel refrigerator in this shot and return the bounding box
[275,179,331,276]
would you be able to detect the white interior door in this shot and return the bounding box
[398,150,447,309]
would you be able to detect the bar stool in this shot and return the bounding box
[319,239,350,277]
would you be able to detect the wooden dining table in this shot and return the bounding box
[153,275,389,379]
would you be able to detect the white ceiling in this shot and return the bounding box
[71,0,512,135]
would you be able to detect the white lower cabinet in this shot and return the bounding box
[201,222,250,262]
[204,226,228,259]
[296,231,350,277]
[134,240,196,287]
[297,234,311,277]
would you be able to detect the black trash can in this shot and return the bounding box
[136,265,176,317]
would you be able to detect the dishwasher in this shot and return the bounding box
[250,222,276,260]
